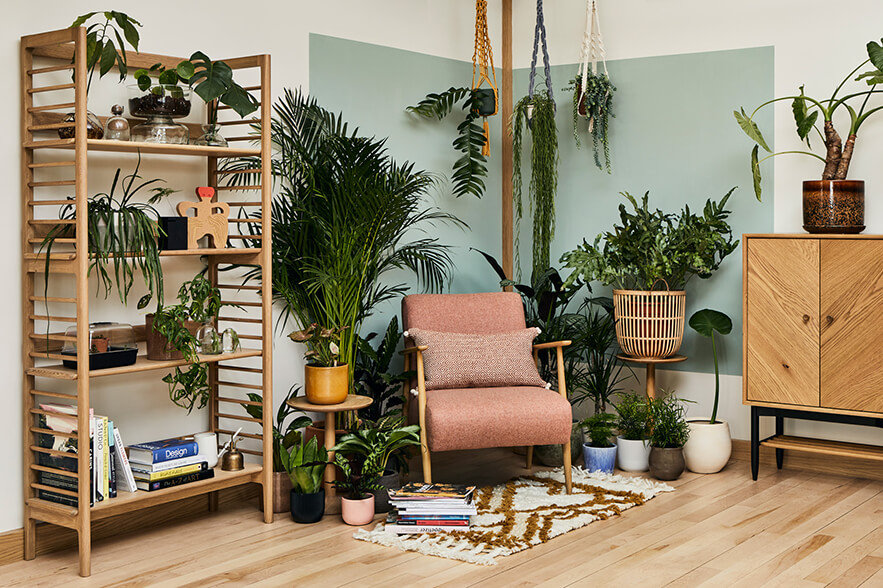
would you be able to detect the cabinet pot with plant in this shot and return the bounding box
[683,309,733,474]
[561,190,738,359]
[614,392,651,472]
[289,324,348,405]
[280,435,328,524]
[580,412,617,474]
[648,393,691,481]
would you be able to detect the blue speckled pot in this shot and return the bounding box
[582,443,617,474]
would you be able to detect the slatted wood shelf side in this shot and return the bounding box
[24,138,261,158]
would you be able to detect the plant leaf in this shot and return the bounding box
[868,39,883,72]
[751,144,762,201]
[71,12,98,27]
[220,83,259,118]
[176,60,195,80]
[734,107,771,152]
[99,40,117,77]
[689,308,732,337]
[791,85,817,146]
[114,12,140,51]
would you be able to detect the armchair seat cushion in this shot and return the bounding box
[411,386,573,452]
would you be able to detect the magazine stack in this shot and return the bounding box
[385,483,477,534]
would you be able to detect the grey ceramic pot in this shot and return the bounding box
[534,422,583,467]
[649,446,686,481]
[373,469,402,513]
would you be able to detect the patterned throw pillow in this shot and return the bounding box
[405,327,549,390]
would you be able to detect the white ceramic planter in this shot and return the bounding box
[684,420,732,473]
[616,436,651,472]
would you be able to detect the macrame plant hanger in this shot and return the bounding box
[577,0,608,131]
[528,0,554,115]
[472,0,498,156]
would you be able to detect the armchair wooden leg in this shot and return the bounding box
[562,442,572,494]
[421,445,432,483]
[525,446,533,470]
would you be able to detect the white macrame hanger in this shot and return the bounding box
[578,0,608,97]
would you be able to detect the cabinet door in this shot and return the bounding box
[821,240,883,413]
[746,238,820,405]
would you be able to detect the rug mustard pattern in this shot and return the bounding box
[354,467,674,565]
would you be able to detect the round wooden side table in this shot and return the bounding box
[617,355,687,399]
[286,394,373,514]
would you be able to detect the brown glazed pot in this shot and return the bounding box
[802,180,865,234]
[145,314,201,360]
[273,471,292,514]
[649,446,686,481]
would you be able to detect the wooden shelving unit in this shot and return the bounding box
[20,27,273,577]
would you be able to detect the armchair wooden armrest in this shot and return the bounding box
[400,345,428,355]
[532,340,572,350]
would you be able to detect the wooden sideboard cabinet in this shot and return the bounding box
[743,235,883,479]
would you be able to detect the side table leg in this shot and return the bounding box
[324,412,340,514]
[775,413,784,469]
[646,363,657,399]
[751,406,760,481]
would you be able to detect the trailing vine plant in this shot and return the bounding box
[568,73,615,172]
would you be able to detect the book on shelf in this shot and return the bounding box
[108,420,117,499]
[391,483,476,500]
[128,438,199,464]
[135,468,215,492]
[33,403,89,508]
[386,481,477,534]
[132,462,208,482]
[382,523,470,535]
[112,427,137,493]
[128,453,205,472]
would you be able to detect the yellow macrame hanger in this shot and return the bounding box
[472,0,498,156]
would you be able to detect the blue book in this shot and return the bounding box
[128,438,199,464]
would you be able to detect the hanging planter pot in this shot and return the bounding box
[473,88,497,117]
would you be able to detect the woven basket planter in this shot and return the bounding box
[613,289,686,359]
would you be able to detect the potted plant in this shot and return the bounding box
[332,417,421,513]
[289,324,348,405]
[332,453,381,526]
[561,190,738,359]
[567,72,615,173]
[683,309,733,474]
[580,412,618,474]
[241,385,312,513]
[648,393,691,481]
[735,38,883,232]
[614,392,651,472]
[280,436,328,524]
[353,317,409,422]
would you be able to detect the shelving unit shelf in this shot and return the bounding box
[20,27,273,577]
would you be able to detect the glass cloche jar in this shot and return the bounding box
[61,322,137,370]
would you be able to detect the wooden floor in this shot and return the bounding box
[1,449,881,587]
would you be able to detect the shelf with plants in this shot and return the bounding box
[21,21,272,578]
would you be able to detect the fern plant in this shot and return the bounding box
[406,86,489,198]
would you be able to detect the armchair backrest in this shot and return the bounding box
[402,292,526,334]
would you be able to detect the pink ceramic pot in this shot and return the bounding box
[340,495,375,526]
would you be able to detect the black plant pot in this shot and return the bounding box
[158,216,188,250]
[289,489,325,523]
[374,469,402,513]
[473,88,497,117]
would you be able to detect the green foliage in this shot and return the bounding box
[568,73,615,172]
[70,11,141,92]
[354,317,410,422]
[406,87,489,198]
[733,107,771,153]
[648,393,690,448]
[580,412,617,447]
[689,308,732,423]
[560,189,738,291]
[241,385,312,472]
[40,155,173,311]
[288,324,346,367]
[512,90,559,280]
[280,436,327,494]
[615,392,651,441]
[792,85,818,147]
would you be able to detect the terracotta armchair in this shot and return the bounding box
[401,292,573,494]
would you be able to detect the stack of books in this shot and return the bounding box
[385,483,477,534]
[128,438,214,492]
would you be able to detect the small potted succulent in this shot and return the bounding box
[614,392,651,472]
[683,309,733,474]
[648,393,691,481]
[289,324,348,405]
[580,412,618,474]
[280,436,328,524]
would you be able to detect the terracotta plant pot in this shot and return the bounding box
[534,421,584,467]
[683,420,732,474]
[802,180,865,234]
[616,436,651,472]
[304,364,349,405]
[649,446,686,481]
[304,424,348,447]
[145,314,201,360]
[341,494,375,526]
[582,443,617,474]
[373,469,402,514]
[290,489,325,523]
[273,472,292,514]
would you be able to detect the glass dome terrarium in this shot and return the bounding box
[61,322,138,370]
[128,84,192,144]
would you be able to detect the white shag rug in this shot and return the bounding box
[354,467,674,565]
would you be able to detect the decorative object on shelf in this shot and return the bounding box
[735,38,883,232]
[158,216,188,250]
[193,431,219,468]
[512,0,558,280]
[128,84,191,144]
[562,190,738,358]
[60,11,143,140]
[568,0,614,172]
[104,104,130,141]
[219,430,244,471]
[648,392,690,481]
[281,435,327,523]
[221,328,241,354]
[61,322,137,370]
[145,314,200,360]
[290,323,348,405]
[614,392,651,472]
[40,156,176,311]
[195,322,221,354]
[683,308,733,474]
[177,187,230,249]
[580,412,617,474]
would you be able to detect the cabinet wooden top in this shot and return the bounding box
[743,234,883,239]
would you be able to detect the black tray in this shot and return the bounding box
[61,346,138,370]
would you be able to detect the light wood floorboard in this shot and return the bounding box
[0,449,879,586]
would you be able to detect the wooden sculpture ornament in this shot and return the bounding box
[177,187,230,249]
